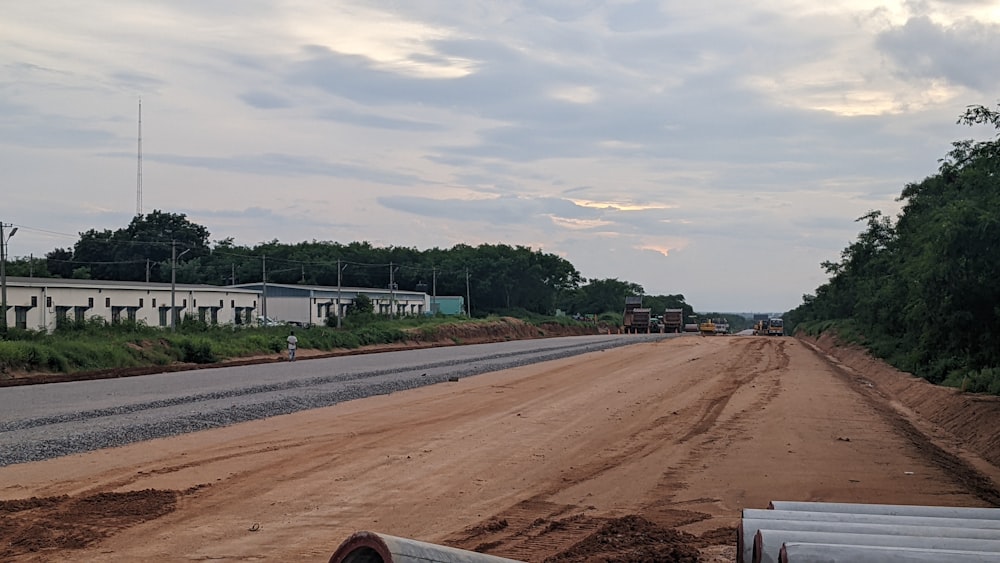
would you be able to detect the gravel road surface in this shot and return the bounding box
[0,334,669,466]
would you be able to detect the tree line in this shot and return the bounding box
[5,211,694,319]
[787,103,1000,393]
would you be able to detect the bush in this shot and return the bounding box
[173,337,218,364]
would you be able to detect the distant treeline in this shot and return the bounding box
[5,212,693,319]
[788,103,1000,393]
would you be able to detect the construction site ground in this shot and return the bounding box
[2,333,1000,562]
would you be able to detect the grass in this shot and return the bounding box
[0,313,592,375]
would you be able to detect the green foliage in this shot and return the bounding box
[943,368,1000,394]
[788,103,1000,394]
[173,337,219,364]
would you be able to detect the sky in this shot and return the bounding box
[2,1,999,313]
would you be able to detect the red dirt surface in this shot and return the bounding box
[1,334,999,562]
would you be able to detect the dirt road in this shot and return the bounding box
[2,335,999,561]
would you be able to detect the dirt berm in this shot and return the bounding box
[802,331,1000,470]
[0,317,606,387]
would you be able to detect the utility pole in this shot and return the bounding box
[432,266,437,315]
[261,254,268,325]
[465,268,471,317]
[145,259,151,283]
[389,262,396,318]
[336,259,346,329]
[169,241,190,332]
[0,223,17,334]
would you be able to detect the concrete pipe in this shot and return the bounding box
[743,508,1000,528]
[738,514,1000,563]
[768,501,1000,520]
[755,529,1000,563]
[778,542,1000,563]
[328,531,524,563]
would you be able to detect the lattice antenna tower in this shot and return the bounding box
[136,98,143,217]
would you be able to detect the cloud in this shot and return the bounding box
[116,152,424,185]
[876,15,1000,91]
[239,90,292,109]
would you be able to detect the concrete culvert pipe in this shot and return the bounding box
[743,508,1000,528]
[328,531,524,563]
[778,542,1000,563]
[754,529,1000,563]
[738,514,1000,563]
[767,501,1000,520]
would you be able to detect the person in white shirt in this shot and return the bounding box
[286,330,298,361]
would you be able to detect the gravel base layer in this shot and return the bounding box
[0,334,671,467]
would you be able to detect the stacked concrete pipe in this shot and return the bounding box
[328,531,524,563]
[739,502,1000,563]
[755,529,1000,563]
[768,501,1000,520]
[778,542,1000,562]
[739,509,1000,563]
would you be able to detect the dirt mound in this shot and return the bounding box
[0,489,178,558]
[407,317,602,345]
[544,515,702,562]
[804,332,1000,470]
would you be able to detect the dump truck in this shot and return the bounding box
[622,296,652,333]
[754,317,784,336]
[663,308,684,333]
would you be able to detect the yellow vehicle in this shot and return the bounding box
[698,319,716,335]
[754,318,784,336]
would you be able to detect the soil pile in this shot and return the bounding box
[0,490,178,559]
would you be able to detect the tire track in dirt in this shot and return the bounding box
[443,337,789,560]
[644,338,788,515]
[801,340,1000,506]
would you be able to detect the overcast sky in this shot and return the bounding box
[3,1,999,313]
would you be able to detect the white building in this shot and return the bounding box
[231,282,431,327]
[1,277,260,332]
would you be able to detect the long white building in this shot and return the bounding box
[231,282,431,327]
[1,277,260,332]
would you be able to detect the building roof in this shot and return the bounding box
[4,276,259,293]
[231,282,427,298]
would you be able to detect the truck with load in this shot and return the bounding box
[622,296,652,334]
[663,308,684,333]
[753,317,784,336]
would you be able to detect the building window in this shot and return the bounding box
[159,308,168,326]
[231,299,235,308]
[152,298,157,308]
[182,299,187,307]
[88,297,94,308]
[105,297,111,307]
[219,299,224,307]
[193,299,197,307]
[139,298,144,308]
[46,296,52,308]
[30,296,37,307]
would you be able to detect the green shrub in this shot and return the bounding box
[173,337,219,364]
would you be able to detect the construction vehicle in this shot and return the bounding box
[714,319,730,335]
[622,296,652,334]
[663,308,684,333]
[698,318,716,335]
[754,317,784,336]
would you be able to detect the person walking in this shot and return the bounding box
[286,330,298,361]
